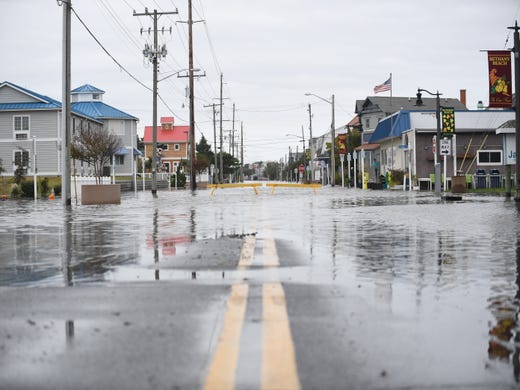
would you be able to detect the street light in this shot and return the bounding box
[416,88,442,197]
[305,93,335,186]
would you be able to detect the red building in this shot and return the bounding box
[143,117,189,173]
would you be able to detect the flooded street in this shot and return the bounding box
[1,187,520,389]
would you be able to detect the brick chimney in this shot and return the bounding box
[459,89,467,107]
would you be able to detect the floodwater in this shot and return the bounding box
[2,186,520,386]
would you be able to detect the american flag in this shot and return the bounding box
[374,76,392,94]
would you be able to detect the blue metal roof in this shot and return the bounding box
[72,101,138,120]
[71,84,105,94]
[0,102,60,111]
[370,111,411,143]
[0,81,61,110]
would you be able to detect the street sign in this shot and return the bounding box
[440,138,451,155]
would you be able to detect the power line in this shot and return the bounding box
[71,6,152,93]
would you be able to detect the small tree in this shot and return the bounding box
[263,161,280,180]
[71,127,122,184]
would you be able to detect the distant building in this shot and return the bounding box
[142,117,189,173]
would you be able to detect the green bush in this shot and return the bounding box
[40,177,50,197]
[20,181,34,197]
[10,185,21,198]
[172,172,186,188]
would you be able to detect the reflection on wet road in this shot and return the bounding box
[1,188,520,388]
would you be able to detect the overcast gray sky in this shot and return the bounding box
[2,0,519,162]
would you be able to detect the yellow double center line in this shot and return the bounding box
[204,235,301,390]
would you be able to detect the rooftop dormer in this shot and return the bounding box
[71,84,105,103]
[161,116,174,130]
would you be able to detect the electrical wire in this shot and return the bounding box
[71,6,152,93]
[72,5,187,122]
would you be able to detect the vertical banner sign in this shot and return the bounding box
[487,51,512,108]
[337,133,348,155]
[441,107,455,137]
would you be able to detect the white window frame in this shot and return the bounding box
[13,150,30,171]
[13,115,30,140]
[477,150,503,166]
[174,143,180,151]
[115,155,125,165]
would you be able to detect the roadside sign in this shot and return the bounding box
[440,138,451,155]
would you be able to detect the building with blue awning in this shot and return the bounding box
[368,109,515,188]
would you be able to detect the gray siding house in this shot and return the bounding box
[0,82,139,179]
[0,81,102,177]
[71,84,140,177]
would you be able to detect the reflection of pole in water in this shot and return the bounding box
[486,237,520,380]
[190,208,196,240]
[331,220,337,280]
[62,210,74,286]
[65,320,74,346]
[153,209,160,280]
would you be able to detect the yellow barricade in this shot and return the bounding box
[207,182,322,195]
[265,183,322,194]
[208,183,263,195]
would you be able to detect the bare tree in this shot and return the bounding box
[71,127,122,184]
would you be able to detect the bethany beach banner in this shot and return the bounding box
[487,50,512,108]
[337,133,347,155]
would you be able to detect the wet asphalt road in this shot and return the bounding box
[1,186,520,389]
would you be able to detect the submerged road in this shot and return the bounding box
[1,187,520,389]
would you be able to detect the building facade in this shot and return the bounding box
[0,81,102,177]
[356,95,467,144]
[71,84,140,177]
[369,109,516,185]
[143,117,189,173]
[0,81,140,180]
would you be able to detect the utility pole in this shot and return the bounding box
[508,21,520,201]
[60,0,72,206]
[219,73,224,183]
[331,94,335,187]
[240,122,244,182]
[134,7,178,196]
[187,0,196,191]
[308,104,314,182]
[204,103,219,183]
[231,103,236,157]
